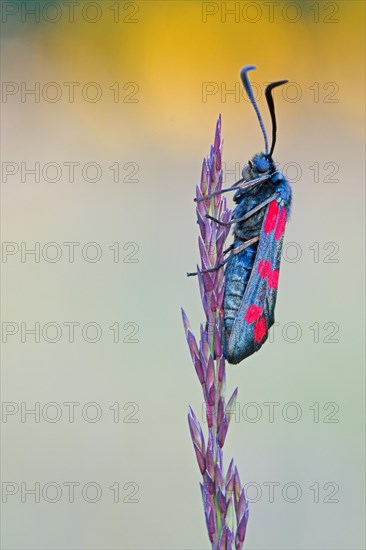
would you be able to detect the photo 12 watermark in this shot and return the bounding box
[2,481,140,504]
[221,160,340,186]
[1,1,140,24]
[1,401,140,423]
[201,401,340,424]
[201,2,340,24]
[1,81,140,103]
[1,242,140,264]
[201,80,339,104]
[1,321,140,344]
[1,161,140,184]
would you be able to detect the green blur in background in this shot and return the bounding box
[1,1,365,549]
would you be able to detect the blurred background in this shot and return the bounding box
[1,1,365,548]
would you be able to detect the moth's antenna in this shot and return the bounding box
[240,65,268,155]
[265,80,288,158]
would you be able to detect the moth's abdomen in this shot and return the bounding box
[224,243,258,329]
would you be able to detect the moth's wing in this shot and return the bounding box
[226,200,287,363]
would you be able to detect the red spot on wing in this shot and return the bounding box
[245,304,263,323]
[264,201,279,234]
[258,260,279,290]
[275,207,286,240]
[268,269,279,290]
[258,259,270,278]
[254,317,267,343]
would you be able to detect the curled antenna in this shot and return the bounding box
[265,80,288,158]
[240,65,269,155]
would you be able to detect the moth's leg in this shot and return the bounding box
[206,193,277,226]
[223,244,235,255]
[223,237,258,257]
[187,258,228,277]
[234,193,277,223]
[195,173,273,203]
[205,213,233,226]
[232,236,259,254]
[188,235,259,276]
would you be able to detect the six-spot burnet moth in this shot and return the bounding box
[194,65,292,364]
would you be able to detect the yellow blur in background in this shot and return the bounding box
[1,1,365,549]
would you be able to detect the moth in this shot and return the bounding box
[196,65,292,364]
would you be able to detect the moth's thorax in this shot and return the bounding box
[232,149,291,238]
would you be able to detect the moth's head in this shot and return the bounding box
[242,152,274,180]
